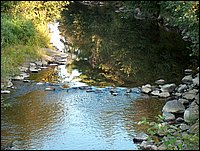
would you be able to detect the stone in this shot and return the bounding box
[112,92,118,96]
[12,75,24,81]
[158,91,170,98]
[141,84,152,94]
[177,84,188,93]
[140,141,158,150]
[162,99,185,113]
[193,76,199,86]
[180,123,190,131]
[45,87,55,91]
[133,132,148,143]
[184,69,193,75]
[6,80,13,88]
[19,66,28,72]
[36,82,44,85]
[23,80,31,83]
[30,62,36,66]
[161,83,176,93]
[35,61,43,66]
[158,143,167,150]
[187,122,199,134]
[182,91,196,100]
[178,98,189,104]
[163,112,175,121]
[151,90,160,96]
[30,68,38,73]
[174,92,182,97]
[155,79,165,85]
[1,90,11,94]
[176,117,184,123]
[182,75,193,84]
[20,73,30,78]
[184,101,199,123]
[49,63,58,66]
[40,66,48,69]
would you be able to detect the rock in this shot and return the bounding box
[7,80,13,88]
[174,92,182,97]
[155,79,165,85]
[180,123,190,131]
[193,76,199,86]
[30,62,36,66]
[12,75,24,81]
[36,82,44,85]
[49,63,58,66]
[184,69,193,75]
[45,87,55,91]
[1,90,11,94]
[126,89,132,93]
[133,132,148,143]
[140,141,158,150]
[163,112,175,121]
[161,83,176,93]
[158,143,167,150]
[158,91,170,98]
[184,101,199,124]
[112,92,118,96]
[30,67,38,73]
[35,61,43,66]
[20,73,30,78]
[19,66,29,72]
[141,84,152,94]
[182,75,193,84]
[187,122,199,134]
[175,117,184,123]
[23,80,31,83]
[177,84,188,93]
[40,66,48,69]
[182,91,196,100]
[162,99,185,113]
[178,98,189,105]
[151,90,160,96]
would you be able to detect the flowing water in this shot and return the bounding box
[1,2,193,150]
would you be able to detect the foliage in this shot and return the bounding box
[138,115,199,150]
[159,1,199,57]
[124,1,199,57]
[1,1,69,80]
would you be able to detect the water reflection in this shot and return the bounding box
[59,2,192,87]
[1,90,66,149]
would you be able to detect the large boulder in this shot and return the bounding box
[184,101,199,124]
[162,100,185,113]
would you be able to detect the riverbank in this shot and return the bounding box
[135,67,199,150]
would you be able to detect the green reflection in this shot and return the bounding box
[59,2,192,87]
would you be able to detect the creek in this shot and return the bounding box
[1,2,193,150]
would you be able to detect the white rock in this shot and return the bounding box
[1,90,11,94]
